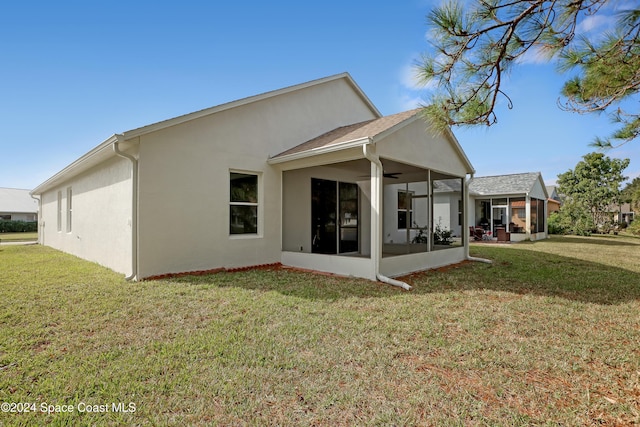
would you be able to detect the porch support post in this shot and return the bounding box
[428,169,432,252]
[363,142,411,290]
[525,194,532,240]
[367,146,383,274]
[463,176,470,254]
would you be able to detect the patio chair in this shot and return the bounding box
[469,226,484,241]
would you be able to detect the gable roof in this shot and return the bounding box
[32,73,379,196]
[270,109,420,161]
[469,172,544,196]
[0,188,38,213]
[123,72,381,139]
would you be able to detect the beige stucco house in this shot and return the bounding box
[31,73,476,288]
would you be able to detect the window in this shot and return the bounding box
[230,172,258,235]
[57,191,62,232]
[397,190,413,229]
[66,187,72,233]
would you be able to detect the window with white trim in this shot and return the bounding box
[229,172,258,235]
[57,191,62,232]
[66,187,72,233]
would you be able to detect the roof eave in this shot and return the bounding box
[444,127,476,175]
[268,137,370,165]
[31,135,119,195]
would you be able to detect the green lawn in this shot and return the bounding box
[0,232,37,242]
[1,236,639,426]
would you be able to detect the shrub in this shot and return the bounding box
[0,220,38,233]
[547,212,566,235]
[410,221,453,245]
[627,220,640,236]
[553,202,594,236]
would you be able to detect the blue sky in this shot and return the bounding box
[1,0,638,190]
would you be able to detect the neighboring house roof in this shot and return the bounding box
[433,179,462,193]
[271,109,420,159]
[545,185,560,200]
[469,172,546,197]
[0,188,38,213]
[605,202,633,213]
[32,72,379,196]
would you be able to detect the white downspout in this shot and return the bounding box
[30,194,42,245]
[113,134,138,281]
[362,142,412,291]
[465,174,492,265]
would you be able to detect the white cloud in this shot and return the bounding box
[399,61,425,91]
[516,45,553,65]
[577,13,617,34]
[399,93,425,111]
[393,59,433,112]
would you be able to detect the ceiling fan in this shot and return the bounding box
[357,171,402,179]
[383,172,401,179]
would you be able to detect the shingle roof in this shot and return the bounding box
[272,109,421,158]
[469,172,541,196]
[0,188,38,213]
[433,179,462,193]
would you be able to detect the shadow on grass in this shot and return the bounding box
[165,267,400,301]
[404,246,640,305]
[544,235,639,247]
[165,247,640,305]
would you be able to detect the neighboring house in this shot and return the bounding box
[31,73,476,285]
[469,172,549,242]
[0,187,38,222]
[546,185,561,217]
[607,202,635,225]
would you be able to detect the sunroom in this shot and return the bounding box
[268,109,475,283]
[469,172,549,242]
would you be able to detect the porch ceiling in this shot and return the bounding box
[302,158,461,184]
[379,159,460,184]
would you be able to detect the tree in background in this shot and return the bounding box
[418,1,640,148]
[556,152,629,234]
[620,176,640,235]
[621,176,640,213]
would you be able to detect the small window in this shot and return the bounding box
[66,187,72,233]
[230,172,258,235]
[398,190,413,229]
[57,191,62,232]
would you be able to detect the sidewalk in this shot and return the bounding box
[0,239,38,245]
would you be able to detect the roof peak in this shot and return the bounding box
[474,171,540,179]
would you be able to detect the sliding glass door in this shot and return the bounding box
[311,178,359,254]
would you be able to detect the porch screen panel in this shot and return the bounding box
[432,178,462,248]
[530,198,538,234]
[509,198,526,233]
[536,198,546,232]
[339,182,358,253]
